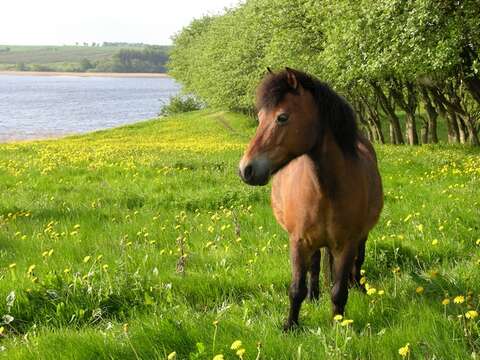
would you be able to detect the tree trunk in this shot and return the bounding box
[389,123,395,144]
[420,87,438,143]
[447,112,461,143]
[370,81,404,144]
[390,80,419,145]
[465,117,480,146]
[405,113,419,145]
[456,116,468,143]
[429,85,462,143]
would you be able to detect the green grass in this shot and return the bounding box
[0,110,479,359]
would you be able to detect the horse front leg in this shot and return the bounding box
[284,239,309,331]
[331,247,355,316]
[351,236,367,292]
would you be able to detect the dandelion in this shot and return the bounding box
[378,290,385,296]
[367,288,377,296]
[453,295,465,304]
[231,340,242,350]
[431,239,438,246]
[341,319,354,326]
[476,239,480,245]
[465,310,478,319]
[213,355,224,360]
[398,343,410,358]
[415,287,424,294]
[27,264,36,275]
[167,351,177,360]
[333,314,343,322]
[83,256,91,263]
[236,348,246,358]
[442,298,450,306]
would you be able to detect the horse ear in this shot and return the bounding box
[266,67,273,74]
[285,67,298,90]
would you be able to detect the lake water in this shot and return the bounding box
[0,75,180,142]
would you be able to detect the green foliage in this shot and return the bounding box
[0,110,479,358]
[168,0,480,146]
[159,95,204,116]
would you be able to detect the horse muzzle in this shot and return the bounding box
[238,156,271,186]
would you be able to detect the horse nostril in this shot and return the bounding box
[243,164,254,181]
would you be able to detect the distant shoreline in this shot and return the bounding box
[0,71,170,78]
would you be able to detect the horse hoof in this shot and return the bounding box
[283,320,298,332]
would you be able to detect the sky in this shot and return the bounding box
[0,0,241,46]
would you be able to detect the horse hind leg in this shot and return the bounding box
[284,239,309,331]
[351,236,367,292]
[308,249,321,301]
[331,247,356,316]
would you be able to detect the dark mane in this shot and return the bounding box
[256,69,358,156]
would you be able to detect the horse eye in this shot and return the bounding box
[276,113,289,124]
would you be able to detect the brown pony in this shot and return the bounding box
[239,68,383,331]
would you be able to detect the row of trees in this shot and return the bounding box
[168,0,480,145]
[86,46,169,73]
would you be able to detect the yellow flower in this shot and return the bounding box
[27,264,36,275]
[230,340,242,350]
[398,343,410,358]
[367,288,377,296]
[83,256,91,263]
[341,319,354,326]
[236,348,246,358]
[333,314,343,322]
[416,287,424,294]
[123,323,129,333]
[167,352,177,360]
[476,239,480,245]
[0,326,4,335]
[360,277,366,285]
[442,298,450,306]
[453,296,465,304]
[213,355,224,360]
[465,310,478,319]
[431,239,438,246]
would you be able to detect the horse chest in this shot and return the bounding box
[271,158,332,247]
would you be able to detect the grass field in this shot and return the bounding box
[0,110,479,359]
[0,45,170,72]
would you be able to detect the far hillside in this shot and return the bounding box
[0,43,171,73]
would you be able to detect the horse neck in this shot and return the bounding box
[308,129,346,197]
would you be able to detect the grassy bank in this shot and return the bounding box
[0,110,479,359]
